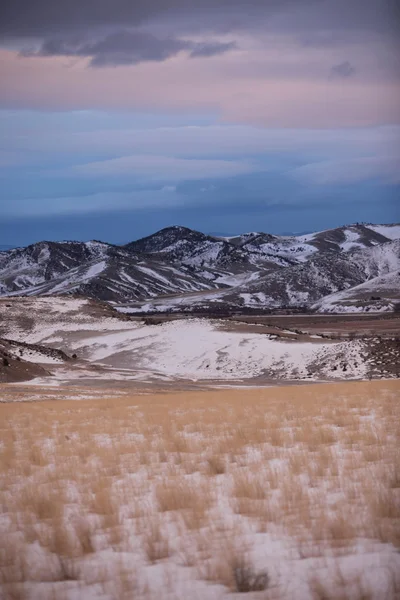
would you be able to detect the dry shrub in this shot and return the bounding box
[57,557,81,581]
[309,447,338,479]
[43,516,93,558]
[0,440,16,472]
[102,556,149,600]
[367,488,400,546]
[165,431,192,454]
[310,512,355,549]
[309,568,373,600]
[362,445,383,463]
[179,529,213,566]
[0,538,27,585]
[388,467,400,490]
[280,478,310,518]
[0,582,27,600]
[293,422,338,450]
[155,478,210,514]
[233,496,277,526]
[73,517,97,555]
[200,541,269,593]
[91,478,117,517]
[17,484,63,521]
[232,470,268,500]
[265,465,280,489]
[370,489,400,520]
[206,454,226,475]
[30,444,49,467]
[233,563,270,593]
[288,449,309,475]
[142,514,170,563]
[267,427,285,447]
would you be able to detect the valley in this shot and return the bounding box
[1,221,399,391]
[0,224,399,600]
[0,296,399,394]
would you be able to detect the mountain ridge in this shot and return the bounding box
[1,222,399,313]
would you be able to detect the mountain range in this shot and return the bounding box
[0,223,399,314]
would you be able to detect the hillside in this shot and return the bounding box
[0,223,399,313]
[0,240,221,303]
[312,271,400,313]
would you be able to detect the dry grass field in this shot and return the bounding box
[0,380,399,599]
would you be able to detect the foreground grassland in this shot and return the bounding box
[0,381,399,599]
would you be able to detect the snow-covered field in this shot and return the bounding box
[1,381,399,600]
[1,296,370,384]
[65,319,367,381]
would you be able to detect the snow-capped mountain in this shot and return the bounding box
[125,226,292,271]
[0,239,222,302]
[0,240,109,294]
[0,223,399,312]
[220,239,400,309]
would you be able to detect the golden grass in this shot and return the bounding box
[0,379,399,599]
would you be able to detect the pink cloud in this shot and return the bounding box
[0,49,399,127]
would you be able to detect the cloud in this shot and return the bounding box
[290,155,400,185]
[0,0,398,124]
[330,60,356,78]
[189,41,237,58]
[0,0,397,40]
[4,117,399,161]
[0,189,187,217]
[24,30,236,66]
[0,1,292,37]
[66,154,259,180]
[2,46,399,127]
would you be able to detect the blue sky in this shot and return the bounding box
[0,0,399,244]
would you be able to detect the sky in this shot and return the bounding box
[0,0,399,245]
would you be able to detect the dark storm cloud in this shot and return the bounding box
[0,0,288,37]
[330,61,356,79]
[24,30,236,66]
[1,0,398,39]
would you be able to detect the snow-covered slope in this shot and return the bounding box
[125,226,291,271]
[366,224,400,240]
[1,223,399,312]
[0,240,221,302]
[125,224,396,271]
[228,237,400,310]
[0,298,373,383]
[0,240,109,294]
[153,251,368,311]
[351,239,400,279]
[312,271,400,313]
[123,236,400,314]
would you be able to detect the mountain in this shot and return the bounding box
[0,223,399,313]
[0,240,109,294]
[0,239,221,303]
[221,239,400,309]
[125,226,290,271]
[126,223,391,268]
